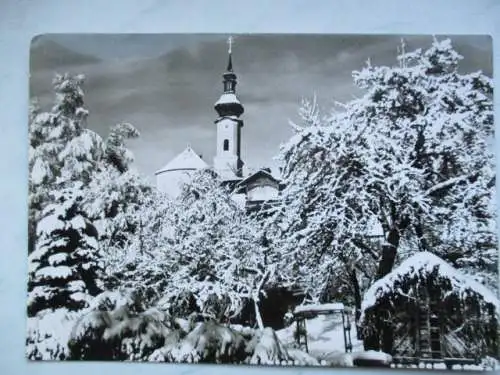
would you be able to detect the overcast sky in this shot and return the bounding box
[29,34,492,180]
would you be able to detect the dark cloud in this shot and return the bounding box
[30,34,493,179]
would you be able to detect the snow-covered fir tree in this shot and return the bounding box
[27,182,103,317]
[28,73,106,317]
[27,74,152,358]
[29,74,102,253]
[103,122,140,173]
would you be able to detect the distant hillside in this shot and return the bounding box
[30,37,100,71]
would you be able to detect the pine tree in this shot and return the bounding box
[27,183,103,317]
[29,73,102,253]
[103,122,140,173]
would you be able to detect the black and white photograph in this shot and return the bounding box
[26,33,497,370]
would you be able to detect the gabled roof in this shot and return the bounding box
[155,146,208,175]
[361,251,500,313]
[235,169,280,192]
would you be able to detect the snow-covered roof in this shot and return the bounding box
[235,169,280,192]
[214,93,241,106]
[155,146,208,175]
[294,303,345,314]
[361,251,500,313]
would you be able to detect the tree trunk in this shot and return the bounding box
[374,223,406,355]
[350,269,362,321]
[349,269,363,339]
[28,219,36,254]
[252,268,272,331]
[253,297,264,330]
[376,228,400,280]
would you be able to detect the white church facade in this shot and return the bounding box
[155,38,281,210]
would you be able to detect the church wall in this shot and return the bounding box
[156,169,195,198]
[214,118,241,176]
[216,118,239,157]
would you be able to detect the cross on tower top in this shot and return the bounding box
[227,36,233,54]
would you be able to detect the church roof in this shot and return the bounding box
[215,93,241,106]
[155,146,208,175]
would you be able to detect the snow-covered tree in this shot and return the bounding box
[101,186,172,298]
[151,170,278,329]
[27,75,162,359]
[29,73,102,253]
[27,74,107,359]
[68,120,156,290]
[103,122,140,173]
[81,163,156,274]
[27,183,104,317]
[348,38,495,281]
[35,73,102,185]
[272,38,496,322]
[268,98,376,314]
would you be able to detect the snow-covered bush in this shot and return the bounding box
[149,321,247,363]
[247,327,291,365]
[480,356,499,371]
[26,308,82,360]
[148,320,317,365]
[68,288,178,360]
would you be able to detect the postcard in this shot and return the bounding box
[27,33,497,370]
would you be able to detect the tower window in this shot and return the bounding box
[223,139,229,151]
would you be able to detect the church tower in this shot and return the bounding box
[213,37,244,179]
